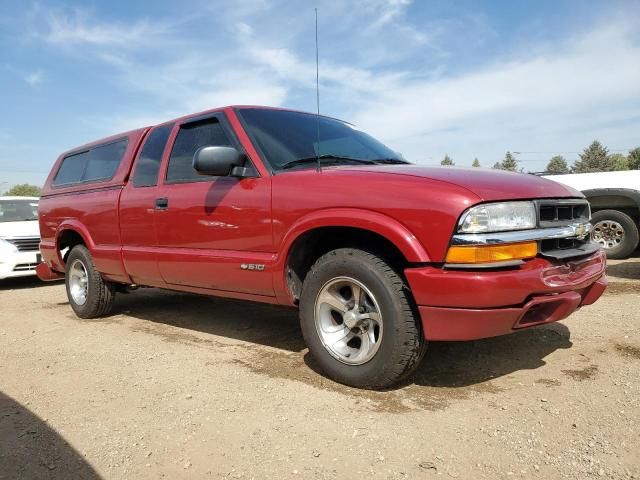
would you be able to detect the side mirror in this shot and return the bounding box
[193,146,246,176]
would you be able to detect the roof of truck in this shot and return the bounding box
[543,170,640,192]
[59,127,148,159]
[162,105,342,126]
[0,196,39,201]
[58,105,344,161]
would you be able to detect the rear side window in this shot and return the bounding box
[166,118,232,183]
[53,138,128,186]
[53,151,90,185]
[132,124,174,187]
[84,140,128,181]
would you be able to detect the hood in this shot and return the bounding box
[0,220,40,238]
[339,165,583,201]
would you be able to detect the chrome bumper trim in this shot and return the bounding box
[451,222,593,246]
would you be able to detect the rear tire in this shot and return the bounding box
[591,210,639,259]
[299,248,426,389]
[65,245,116,318]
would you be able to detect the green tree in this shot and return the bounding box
[572,140,611,173]
[492,152,519,172]
[501,151,518,171]
[472,158,480,167]
[5,184,41,197]
[544,155,569,174]
[609,153,629,171]
[440,154,454,166]
[628,147,640,169]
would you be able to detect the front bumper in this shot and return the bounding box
[0,250,41,280]
[405,249,607,341]
[35,261,65,281]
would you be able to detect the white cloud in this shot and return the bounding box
[28,5,286,130]
[110,52,288,113]
[368,0,413,29]
[40,8,172,47]
[183,81,287,112]
[4,64,45,89]
[236,22,253,36]
[24,70,44,88]
[349,21,640,167]
[247,46,407,99]
[23,2,640,170]
[96,52,131,69]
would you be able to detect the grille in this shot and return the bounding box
[5,237,40,252]
[14,262,38,271]
[541,237,582,251]
[536,200,590,228]
[536,199,595,259]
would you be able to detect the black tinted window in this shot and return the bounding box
[133,124,174,187]
[53,151,89,185]
[53,138,128,186]
[84,140,128,181]
[166,118,232,183]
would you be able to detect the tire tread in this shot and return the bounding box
[65,245,116,319]
[301,248,426,389]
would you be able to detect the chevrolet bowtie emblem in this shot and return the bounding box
[575,223,589,239]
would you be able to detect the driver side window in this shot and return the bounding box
[166,118,233,183]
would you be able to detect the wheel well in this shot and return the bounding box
[587,194,639,222]
[57,230,86,264]
[285,227,409,303]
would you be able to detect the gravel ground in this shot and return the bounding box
[0,258,638,479]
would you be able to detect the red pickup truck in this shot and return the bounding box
[37,106,607,388]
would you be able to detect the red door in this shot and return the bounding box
[119,123,174,287]
[152,113,274,297]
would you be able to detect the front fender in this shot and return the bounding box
[273,208,430,304]
[279,208,430,263]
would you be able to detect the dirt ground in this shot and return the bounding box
[1,258,638,480]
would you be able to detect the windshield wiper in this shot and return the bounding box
[279,154,377,170]
[371,158,410,164]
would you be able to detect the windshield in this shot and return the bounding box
[0,199,39,222]
[237,108,406,171]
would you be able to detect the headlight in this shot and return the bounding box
[458,201,536,233]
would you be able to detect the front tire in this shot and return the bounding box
[591,210,639,259]
[65,245,116,318]
[299,248,426,389]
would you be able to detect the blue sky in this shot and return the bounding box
[1,0,640,188]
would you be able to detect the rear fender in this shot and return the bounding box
[45,221,96,271]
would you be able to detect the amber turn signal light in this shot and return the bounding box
[445,241,538,264]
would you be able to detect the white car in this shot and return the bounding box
[0,196,41,280]
[543,170,640,259]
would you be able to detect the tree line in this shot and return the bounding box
[440,141,640,174]
[542,141,640,174]
[1,184,42,196]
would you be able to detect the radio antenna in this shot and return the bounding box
[315,7,321,173]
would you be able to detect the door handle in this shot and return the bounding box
[155,197,169,210]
